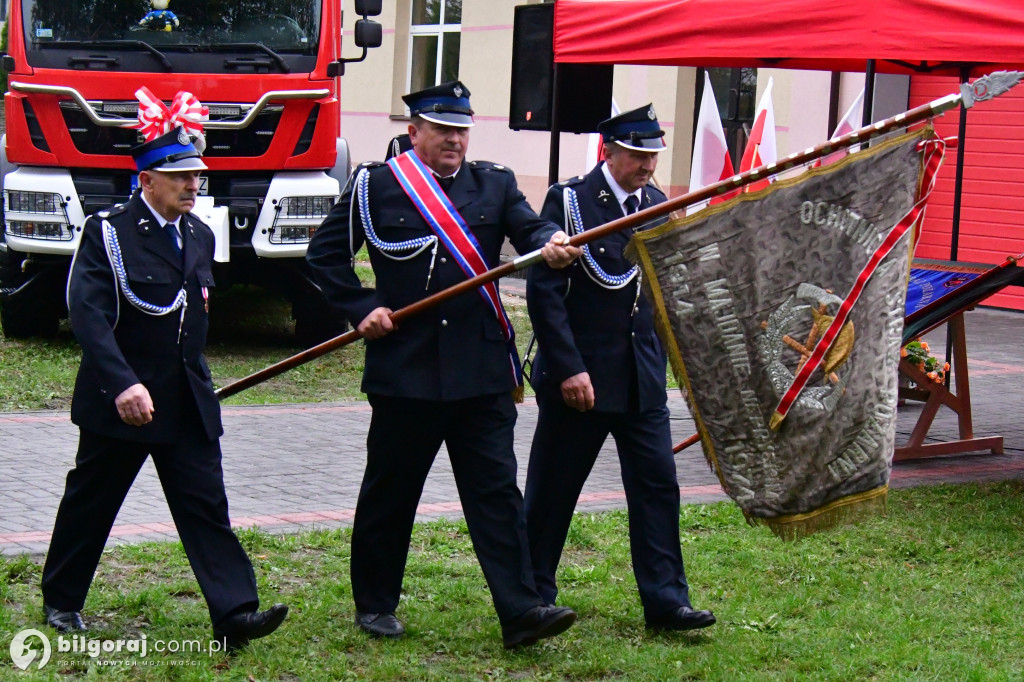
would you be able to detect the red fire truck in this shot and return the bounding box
[0,0,380,343]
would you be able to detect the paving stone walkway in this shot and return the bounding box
[2,307,1021,556]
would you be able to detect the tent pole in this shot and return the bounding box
[945,67,972,381]
[862,59,876,126]
[827,72,841,134]
[548,62,561,187]
[949,67,971,262]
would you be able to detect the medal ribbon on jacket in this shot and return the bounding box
[387,150,523,393]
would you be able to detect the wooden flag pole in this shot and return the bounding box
[216,73,1020,400]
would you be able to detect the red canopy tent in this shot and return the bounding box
[553,0,1024,76]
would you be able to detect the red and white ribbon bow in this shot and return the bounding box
[129,86,209,142]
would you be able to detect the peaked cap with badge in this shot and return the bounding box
[131,125,209,172]
[402,80,475,127]
[597,103,667,152]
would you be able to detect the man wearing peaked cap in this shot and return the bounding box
[524,104,717,633]
[308,81,582,649]
[401,79,476,127]
[41,125,287,649]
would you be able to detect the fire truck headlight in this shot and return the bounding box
[268,195,337,244]
[4,191,73,241]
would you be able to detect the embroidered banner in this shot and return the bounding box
[628,129,936,539]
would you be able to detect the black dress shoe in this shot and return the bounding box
[44,604,86,633]
[355,611,405,638]
[502,605,577,649]
[213,604,288,650]
[646,605,716,632]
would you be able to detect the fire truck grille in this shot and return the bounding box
[59,103,284,158]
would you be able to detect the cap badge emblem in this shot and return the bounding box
[453,85,463,98]
[177,128,190,145]
[647,106,656,120]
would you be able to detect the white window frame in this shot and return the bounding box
[406,1,462,93]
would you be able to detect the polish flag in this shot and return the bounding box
[688,71,734,213]
[585,100,621,170]
[739,77,776,193]
[816,88,865,167]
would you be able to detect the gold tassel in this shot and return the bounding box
[512,384,525,404]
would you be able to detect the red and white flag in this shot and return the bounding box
[687,72,734,213]
[739,77,776,193]
[816,88,865,167]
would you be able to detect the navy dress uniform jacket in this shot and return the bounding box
[523,164,696,617]
[68,192,220,443]
[527,164,669,412]
[307,159,557,401]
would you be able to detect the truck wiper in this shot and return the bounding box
[46,40,173,72]
[206,43,290,73]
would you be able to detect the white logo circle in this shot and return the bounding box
[9,628,51,671]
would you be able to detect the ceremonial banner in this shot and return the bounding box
[629,129,936,539]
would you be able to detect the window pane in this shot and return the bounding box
[410,34,439,92]
[411,0,440,25]
[440,32,460,83]
[706,68,733,120]
[444,0,462,24]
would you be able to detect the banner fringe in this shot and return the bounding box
[753,485,889,541]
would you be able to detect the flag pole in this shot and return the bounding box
[215,73,1020,400]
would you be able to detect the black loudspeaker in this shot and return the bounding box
[509,3,613,133]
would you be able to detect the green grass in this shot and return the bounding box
[3,482,1023,680]
[1,271,686,411]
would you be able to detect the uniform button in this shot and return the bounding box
[633,306,639,313]
[183,332,189,339]
[598,247,605,254]
[480,214,486,220]
[441,319,448,327]
[399,217,405,223]
[440,257,447,264]
[631,332,636,338]
[146,275,153,281]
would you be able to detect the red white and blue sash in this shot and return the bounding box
[387,150,523,388]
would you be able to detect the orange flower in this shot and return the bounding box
[920,341,930,351]
[927,371,938,381]
[943,362,950,371]
[900,348,908,357]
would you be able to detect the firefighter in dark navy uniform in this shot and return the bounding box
[40,126,287,649]
[524,105,717,632]
[307,81,582,648]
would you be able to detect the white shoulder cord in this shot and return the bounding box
[102,219,188,340]
[354,167,439,289]
[563,187,643,316]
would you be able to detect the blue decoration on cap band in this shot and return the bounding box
[133,140,197,172]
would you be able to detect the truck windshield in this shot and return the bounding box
[21,0,322,54]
